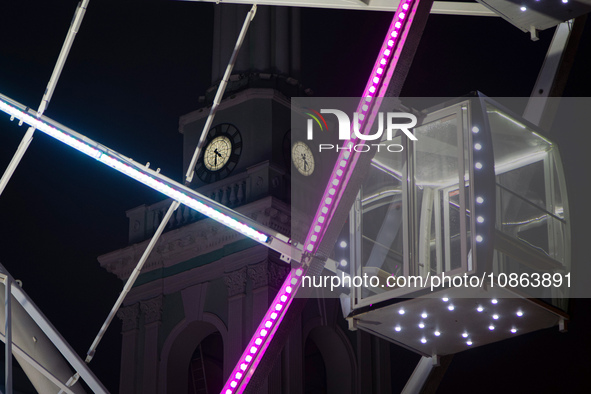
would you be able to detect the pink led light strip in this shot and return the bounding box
[222,1,420,392]
[304,0,417,254]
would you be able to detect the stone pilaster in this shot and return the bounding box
[141,295,163,325]
[224,267,248,297]
[224,267,248,378]
[117,303,140,393]
[140,296,163,394]
[247,260,289,393]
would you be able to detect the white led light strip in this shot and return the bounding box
[222,0,421,392]
[0,95,297,251]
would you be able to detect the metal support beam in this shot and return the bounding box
[186,4,258,184]
[0,264,108,393]
[523,16,586,131]
[0,331,75,394]
[401,356,435,394]
[523,21,572,127]
[61,200,181,390]
[0,0,89,198]
[85,199,179,363]
[4,275,12,394]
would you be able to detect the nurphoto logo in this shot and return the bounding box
[305,108,418,152]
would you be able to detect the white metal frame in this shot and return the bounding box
[0,330,76,394]
[523,21,573,127]
[401,356,435,394]
[187,0,498,16]
[0,0,89,198]
[0,266,108,394]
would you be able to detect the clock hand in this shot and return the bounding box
[213,148,225,167]
[302,154,308,171]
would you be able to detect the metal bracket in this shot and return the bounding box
[271,238,303,264]
[432,354,440,366]
[530,25,539,42]
[279,253,291,264]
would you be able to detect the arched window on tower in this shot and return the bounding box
[304,336,328,394]
[188,332,223,394]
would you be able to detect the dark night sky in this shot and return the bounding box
[1,1,591,393]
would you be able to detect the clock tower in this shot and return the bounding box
[180,4,308,197]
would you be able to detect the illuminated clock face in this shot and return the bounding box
[204,136,232,171]
[292,141,314,176]
[195,123,242,183]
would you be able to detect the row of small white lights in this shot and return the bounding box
[473,126,486,244]
[339,240,348,266]
[521,0,569,11]
[393,298,524,347]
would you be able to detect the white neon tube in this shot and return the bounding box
[0,95,282,247]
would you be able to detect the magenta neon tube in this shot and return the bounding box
[221,1,421,392]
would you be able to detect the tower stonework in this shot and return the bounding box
[211,5,301,83]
